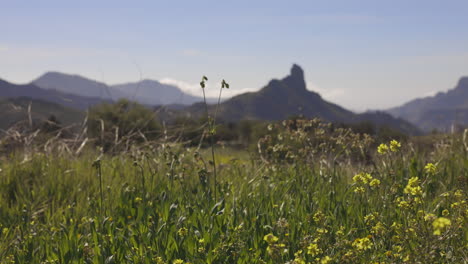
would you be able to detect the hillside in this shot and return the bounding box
[0,79,106,110]
[188,64,420,135]
[34,72,207,106]
[387,77,468,132]
[0,97,84,130]
[112,79,205,105]
[33,72,127,101]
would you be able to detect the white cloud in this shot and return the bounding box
[160,77,256,98]
[307,81,345,101]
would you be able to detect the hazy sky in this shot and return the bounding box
[1,0,468,111]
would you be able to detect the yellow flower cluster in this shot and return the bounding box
[352,236,372,251]
[403,177,422,196]
[307,243,322,256]
[424,163,437,174]
[377,139,401,154]
[432,217,451,235]
[352,172,380,193]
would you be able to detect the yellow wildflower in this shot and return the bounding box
[369,179,381,187]
[377,143,388,154]
[177,227,188,237]
[424,163,437,174]
[307,243,322,256]
[432,217,451,235]
[320,256,332,264]
[263,233,278,244]
[352,237,372,251]
[389,140,401,152]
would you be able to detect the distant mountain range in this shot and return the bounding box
[33,72,206,105]
[3,66,466,134]
[387,77,468,132]
[0,79,107,110]
[188,64,420,135]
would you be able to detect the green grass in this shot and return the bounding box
[0,134,466,263]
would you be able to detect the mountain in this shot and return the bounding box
[112,79,205,105]
[387,77,468,132]
[0,97,84,130]
[34,72,206,106]
[0,79,107,110]
[33,72,127,101]
[188,64,420,135]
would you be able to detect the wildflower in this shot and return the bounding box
[377,143,388,154]
[352,237,372,251]
[424,163,437,174]
[369,179,381,187]
[432,217,451,235]
[454,189,463,198]
[371,222,386,235]
[313,211,325,223]
[403,177,422,196]
[353,172,373,184]
[442,209,449,216]
[335,226,345,236]
[134,197,143,203]
[177,227,188,237]
[364,213,376,224]
[320,256,332,264]
[307,243,322,256]
[389,140,401,152]
[263,233,278,244]
[424,213,436,222]
[317,228,328,234]
[173,260,184,264]
[354,187,365,193]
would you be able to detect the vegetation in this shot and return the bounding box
[0,116,466,263]
[0,77,466,264]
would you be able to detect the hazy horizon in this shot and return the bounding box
[1,0,468,111]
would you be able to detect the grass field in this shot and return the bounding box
[0,122,466,263]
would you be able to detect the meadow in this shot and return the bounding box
[0,119,466,263]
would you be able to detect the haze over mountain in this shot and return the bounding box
[112,79,205,105]
[33,72,126,100]
[188,64,420,135]
[0,78,106,110]
[33,72,207,106]
[387,77,468,132]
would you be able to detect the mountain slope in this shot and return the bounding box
[387,77,468,131]
[209,64,355,122]
[33,72,127,101]
[0,97,84,130]
[33,72,206,106]
[112,79,205,105]
[188,64,419,135]
[0,78,106,110]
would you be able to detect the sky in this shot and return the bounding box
[1,0,468,112]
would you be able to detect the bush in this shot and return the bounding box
[88,99,161,151]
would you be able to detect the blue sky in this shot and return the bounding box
[1,0,468,111]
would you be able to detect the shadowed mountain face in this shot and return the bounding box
[387,77,468,132]
[0,79,106,110]
[188,64,420,135]
[34,72,206,106]
[0,97,84,130]
[112,80,205,105]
